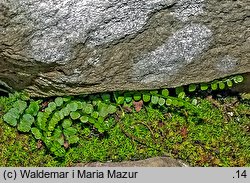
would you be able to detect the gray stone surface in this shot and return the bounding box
[76,157,188,167]
[0,0,250,97]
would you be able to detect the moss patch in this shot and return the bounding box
[0,90,249,167]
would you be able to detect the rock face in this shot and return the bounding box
[77,157,188,167]
[0,0,250,97]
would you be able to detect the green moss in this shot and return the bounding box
[0,118,58,166]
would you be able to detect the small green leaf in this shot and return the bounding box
[226,80,233,87]
[81,101,87,109]
[61,107,70,117]
[22,113,35,123]
[142,94,151,102]
[48,102,57,111]
[107,105,117,114]
[133,92,141,101]
[63,127,77,137]
[98,116,104,123]
[52,112,61,122]
[188,84,196,92]
[161,89,169,97]
[25,101,39,116]
[53,128,63,139]
[219,82,226,90]
[83,128,91,136]
[58,110,64,120]
[48,112,61,131]
[101,93,111,103]
[67,135,79,144]
[70,111,81,120]
[44,107,53,114]
[117,96,125,105]
[200,83,209,91]
[88,117,96,124]
[151,96,159,104]
[96,126,105,133]
[211,82,218,91]
[56,137,65,146]
[55,97,64,107]
[37,112,47,131]
[46,131,52,137]
[91,111,99,119]
[3,112,18,127]
[158,98,165,106]
[99,108,109,118]
[62,119,72,128]
[67,102,78,112]
[192,99,198,105]
[6,108,19,119]
[80,116,89,123]
[125,97,132,103]
[166,98,172,106]
[124,93,133,103]
[234,75,244,83]
[48,121,57,131]
[18,114,34,132]
[172,99,179,106]
[31,128,42,139]
[14,100,27,114]
[178,92,186,99]
[76,101,84,109]
[84,104,94,114]
[98,103,109,117]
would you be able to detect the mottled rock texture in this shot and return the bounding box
[0,0,250,97]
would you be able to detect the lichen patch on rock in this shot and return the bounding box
[133,24,212,84]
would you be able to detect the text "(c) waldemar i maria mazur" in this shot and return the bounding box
[19,169,139,179]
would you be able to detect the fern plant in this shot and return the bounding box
[2,74,244,157]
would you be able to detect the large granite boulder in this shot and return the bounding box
[0,0,250,97]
